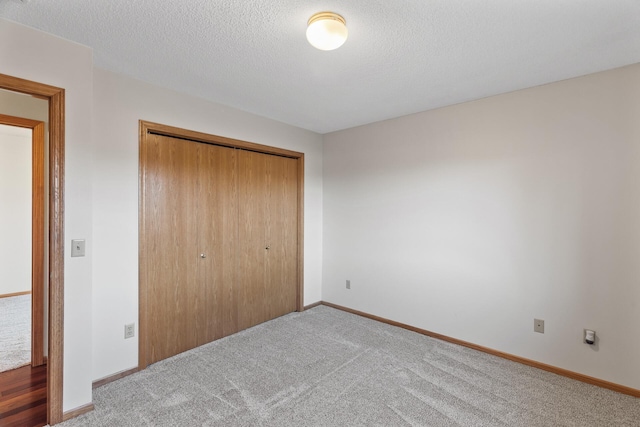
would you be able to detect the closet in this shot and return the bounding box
[139,121,303,367]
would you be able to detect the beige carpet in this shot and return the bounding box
[0,294,31,372]
[59,305,639,426]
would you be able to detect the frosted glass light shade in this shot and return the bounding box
[306,12,348,51]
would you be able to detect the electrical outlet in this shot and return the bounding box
[124,323,135,339]
[534,319,545,334]
[346,280,351,290]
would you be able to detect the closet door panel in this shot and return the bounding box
[198,143,238,343]
[237,150,269,330]
[145,134,201,364]
[266,155,298,320]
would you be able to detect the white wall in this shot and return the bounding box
[323,64,640,390]
[91,68,323,381]
[0,18,94,411]
[0,88,49,125]
[0,125,31,295]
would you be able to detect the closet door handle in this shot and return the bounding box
[265,245,270,250]
[200,253,206,258]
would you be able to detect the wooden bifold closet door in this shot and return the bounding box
[140,125,302,367]
[237,150,298,331]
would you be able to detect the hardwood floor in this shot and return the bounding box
[0,364,47,427]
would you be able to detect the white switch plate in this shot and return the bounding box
[71,239,85,257]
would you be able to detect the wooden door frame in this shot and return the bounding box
[0,113,45,367]
[0,73,65,425]
[138,120,305,369]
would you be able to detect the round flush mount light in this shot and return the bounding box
[306,12,348,51]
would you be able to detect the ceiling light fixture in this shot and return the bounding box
[306,12,348,51]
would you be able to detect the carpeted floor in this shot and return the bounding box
[0,294,31,372]
[58,306,639,426]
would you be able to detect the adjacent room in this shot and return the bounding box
[1,1,639,426]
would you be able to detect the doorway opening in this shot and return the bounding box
[0,116,45,373]
[0,74,65,425]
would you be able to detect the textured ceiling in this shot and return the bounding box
[1,0,640,134]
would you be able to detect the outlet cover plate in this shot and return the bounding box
[124,323,135,339]
[534,319,545,334]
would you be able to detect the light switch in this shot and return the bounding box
[71,239,85,257]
